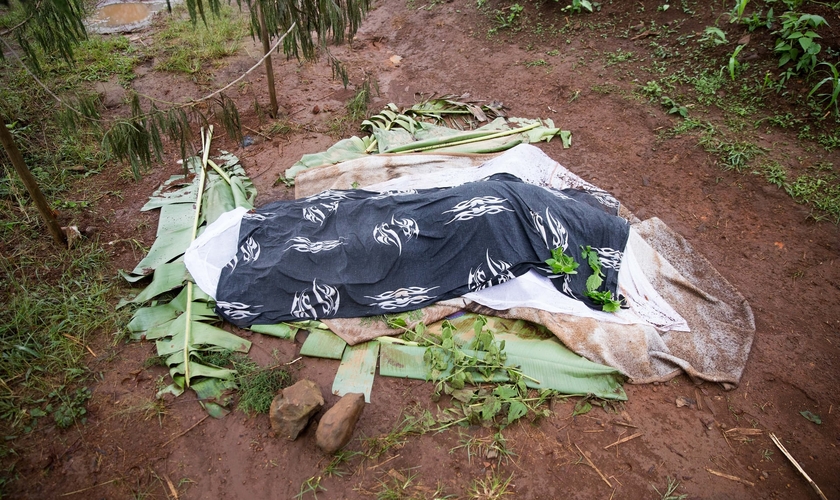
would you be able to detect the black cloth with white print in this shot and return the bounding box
[214,174,630,326]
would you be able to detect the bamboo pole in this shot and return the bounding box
[0,113,67,246]
[256,0,279,118]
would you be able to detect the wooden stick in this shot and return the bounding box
[574,443,612,488]
[769,433,828,500]
[612,421,638,428]
[604,432,643,450]
[163,474,179,499]
[705,468,755,487]
[159,415,209,448]
[62,334,96,357]
[60,478,120,496]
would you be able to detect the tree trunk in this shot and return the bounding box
[0,114,67,247]
[256,1,279,118]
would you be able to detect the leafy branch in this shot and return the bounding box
[581,246,622,312]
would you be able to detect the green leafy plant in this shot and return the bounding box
[741,8,774,32]
[728,44,745,80]
[773,12,827,76]
[699,26,727,46]
[545,247,579,275]
[661,96,689,118]
[51,387,91,428]
[581,246,622,312]
[808,61,840,117]
[560,0,598,14]
[729,0,750,24]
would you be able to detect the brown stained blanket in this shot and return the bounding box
[299,147,755,386]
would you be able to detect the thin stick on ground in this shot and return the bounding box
[603,432,642,450]
[60,478,120,496]
[705,468,755,487]
[159,415,209,448]
[769,433,828,500]
[574,443,612,488]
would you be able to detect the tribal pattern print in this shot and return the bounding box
[302,201,339,225]
[594,247,623,270]
[468,250,516,291]
[373,216,419,255]
[240,237,260,263]
[366,286,439,310]
[217,301,262,321]
[290,280,340,319]
[285,237,344,253]
[586,190,620,211]
[530,208,569,251]
[242,211,275,221]
[371,189,417,200]
[304,190,351,202]
[444,196,514,224]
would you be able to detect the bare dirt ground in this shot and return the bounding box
[4,0,840,498]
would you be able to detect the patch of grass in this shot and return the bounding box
[451,430,516,466]
[653,476,687,500]
[525,59,548,68]
[322,449,363,478]
[373,468,420,500]
[0,243,120,433]
[115,397,168,426]
[48,35,138,87]
[347,77,376,121]
[295,475,325,500]
[362,410,432,459]
[785,163,840,223]
[604,48,633,66]
[467,470,514,499]
[753,161,788,188]
[699,134,765,172]
[153,5,249,74]
[232,355,292,415]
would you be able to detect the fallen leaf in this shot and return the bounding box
[389,55,403,66]
[800,410,822,425]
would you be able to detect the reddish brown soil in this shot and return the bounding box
[4,1,840,498]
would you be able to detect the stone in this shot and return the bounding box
[269,379,324,441]
[315,393,365,454]
[94,79,126,108]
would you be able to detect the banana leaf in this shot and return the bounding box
[122,128,255,417]
[282,103,572,183]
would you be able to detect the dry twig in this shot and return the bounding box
[770,433,828,500]
[574,443,612,488]
[604,432,642,450]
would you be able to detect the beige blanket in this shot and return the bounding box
[295,147,755,386]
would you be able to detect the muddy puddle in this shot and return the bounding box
[87,1,176,33]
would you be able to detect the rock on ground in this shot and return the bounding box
[269,379,324,441]
[316,393,365,454]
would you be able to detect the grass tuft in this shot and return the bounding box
[232,355,292,415]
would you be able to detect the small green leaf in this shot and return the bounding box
[507,401,528,424]
[573,399,592,416]
[800,410,822,424]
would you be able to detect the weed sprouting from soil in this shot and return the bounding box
[653,476,687,500]
[232,355,292,415]
[467,470,514,499]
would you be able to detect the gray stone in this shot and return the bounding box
[94,79,126,108]
[315,393,365,454]
[269,379,324,441]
